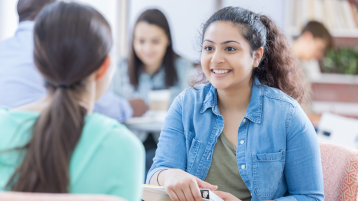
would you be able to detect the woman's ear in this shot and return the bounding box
[96,56,110,81]
[253,47,263,67]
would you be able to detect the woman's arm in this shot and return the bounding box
[276,104,324,201]
[147,91,216,201]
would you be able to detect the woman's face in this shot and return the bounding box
[133,22,169,70]
[201,21,262,91]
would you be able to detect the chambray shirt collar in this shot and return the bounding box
[200,77,263,123]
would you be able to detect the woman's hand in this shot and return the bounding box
[160,169,217,201]
[214,191,242,201]
[129,98,148,117]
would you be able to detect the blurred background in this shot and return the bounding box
[1,0,358,148]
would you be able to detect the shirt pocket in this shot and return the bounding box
[252,150,285,199]
[186,137,201,173]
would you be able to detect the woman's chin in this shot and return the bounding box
[211,82,229,90]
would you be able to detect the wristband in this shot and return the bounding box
[156,169,168,186]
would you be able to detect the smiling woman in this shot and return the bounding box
[147,6,324,201]
[201,21,263,92]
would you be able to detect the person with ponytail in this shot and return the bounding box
[147,6,323,201]
[0,2,144,201]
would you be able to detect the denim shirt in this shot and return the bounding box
[147,78,324,201]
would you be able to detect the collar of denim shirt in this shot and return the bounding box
[200,77,263,124]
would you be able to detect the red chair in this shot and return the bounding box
[320,142,358,201]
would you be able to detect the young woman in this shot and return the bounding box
[0,2,144,201]
[111,8,195,174]
[111,8,195,114]
[147,7,324,201]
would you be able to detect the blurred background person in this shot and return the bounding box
[111,8,195,173]
[112,8,195,112]
[0,2,144,200]
[0,0,133,123]
[292,20,333,114]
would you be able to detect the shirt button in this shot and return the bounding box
[240,140,244,144]
[241,164,246,169]
[243,118,246,123]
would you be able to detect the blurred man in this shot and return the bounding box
[292,20,333,114]
[293,20,333,61]
[0,0,134,122]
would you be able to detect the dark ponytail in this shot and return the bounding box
[200,7,304,103]
[7,2,112,192]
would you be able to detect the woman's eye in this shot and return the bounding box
[225,47,237,52]
[152,39,160,45]
[204,46,213,51]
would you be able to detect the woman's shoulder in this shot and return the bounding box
[72,113,144,172]
[261,84,298,108]
[83,113,142,150]
[0,108,38,130]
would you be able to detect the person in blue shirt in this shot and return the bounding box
[111,8,195,174]
[111,8,195,115]
[147,6,324,201]
[0,0,132,123]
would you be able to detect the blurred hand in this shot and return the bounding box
[161,169,217,201]
[129,98,148,117]
[214,191,242,201]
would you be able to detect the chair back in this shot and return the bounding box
[320,142,358,201]
[0,192,126,201]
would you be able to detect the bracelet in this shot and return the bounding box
[156,169,168,186]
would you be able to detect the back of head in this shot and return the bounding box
[201,6,304,102]
[128,8,178,88]
[7,1,112,193]
[17,0,56,22]
[301,20,333,49]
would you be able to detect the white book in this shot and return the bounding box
[142,184,224,201]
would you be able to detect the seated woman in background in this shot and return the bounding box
[0,2,144,201]
[111,8,195,117]
[147,6,324,201]
[111,8,195,174]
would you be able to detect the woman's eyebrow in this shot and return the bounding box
[203,39,241,45]
[221,40,241,45]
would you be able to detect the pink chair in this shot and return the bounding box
[320,142,358,201]
[0,192,126,201]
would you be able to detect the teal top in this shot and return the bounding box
[0,108,145,201]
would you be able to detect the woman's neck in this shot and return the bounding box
[217,81,252,113]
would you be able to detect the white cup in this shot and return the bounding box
[148,89,170,111]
